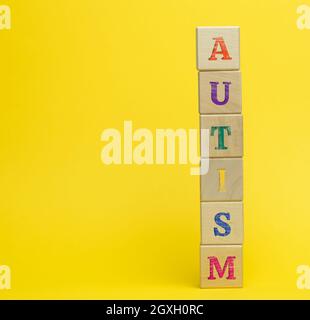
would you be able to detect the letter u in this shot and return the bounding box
[210,81,231,106]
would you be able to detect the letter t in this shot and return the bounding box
[211,126,231,150]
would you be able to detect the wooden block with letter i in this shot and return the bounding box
[200,158,243,201]
[196,26,240,71]
[200,245,242,288]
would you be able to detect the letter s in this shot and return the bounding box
[214,212,231,237]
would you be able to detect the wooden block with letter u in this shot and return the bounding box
[199,71,241,114]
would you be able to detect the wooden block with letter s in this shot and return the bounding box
[201,202,243,245]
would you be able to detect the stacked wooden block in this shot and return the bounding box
[197,27,243,288]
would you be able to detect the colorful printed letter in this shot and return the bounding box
[208,256,236,280]
[214,212,231,237]
[210,81,231,105]
[208,37,232,61]
[211,126,231,150]
[218,168,226,192]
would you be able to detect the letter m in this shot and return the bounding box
[208,256,236,280]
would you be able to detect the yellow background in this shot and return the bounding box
[1,0,310,299]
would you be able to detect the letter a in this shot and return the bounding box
[208,37,232,61]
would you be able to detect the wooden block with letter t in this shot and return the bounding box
[201,202,243,245]
[200,245,243,288]
[199,71,241,114]
[200,114,243,158]
[196,26,240,71]
[200,158,243,201]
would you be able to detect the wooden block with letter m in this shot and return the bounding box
[200,245,243,288]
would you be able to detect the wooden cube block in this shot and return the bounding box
[201,202,243,245]
[196,26,240,71]
[200,245,242,288]
[200,158,243,201]
[199,71,241,114]
[200,114,243,157]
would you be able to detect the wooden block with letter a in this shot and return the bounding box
[200,245,243,288]
[196,26,240,71]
